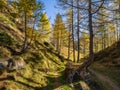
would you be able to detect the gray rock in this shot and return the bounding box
[0,56,26,71]
[11,56,26,70]
[0,60,9,70]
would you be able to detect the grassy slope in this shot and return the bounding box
[94,41,120,67]
[91,63,120,87]
[0,14,91,90]
[91,41,120,88]
[0,13,68,90]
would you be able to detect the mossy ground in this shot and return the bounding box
[0,14,71,90]
[90,63,120,86]
[0,42,66,90]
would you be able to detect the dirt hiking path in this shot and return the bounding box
[90,70,120,90]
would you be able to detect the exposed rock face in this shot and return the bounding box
[0,60,9,70]
[12,56,26,70]
[0,56,26,71]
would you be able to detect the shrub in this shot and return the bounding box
[0,32,14,46]
[0,46,11,58]
[44,41,49,47]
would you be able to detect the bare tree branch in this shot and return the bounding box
[92,0,105,14]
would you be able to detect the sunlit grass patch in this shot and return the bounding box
[0,46,11,59]
[0,13,16,27]
[79,81,90,90]
[59,84,73,90]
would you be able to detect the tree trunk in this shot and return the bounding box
[87,0,94,69]
[71,0,76,62]
[59,29,62,54]
[83,41,86,56]
[21,12,28,52]
[79,0,94,70]
[76,0,94,72]
[77,0,80,63]
[118,4,120,40]
[68,25,71,60]
[57,35,59,53]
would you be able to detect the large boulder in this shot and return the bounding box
[0,60,9,70]
[0,56,26,71]
[11,56,26,70]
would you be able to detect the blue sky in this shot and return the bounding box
[41,0,60,24]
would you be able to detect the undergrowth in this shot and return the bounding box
[91,63,120,86]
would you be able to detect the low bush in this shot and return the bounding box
[0,32,15,46]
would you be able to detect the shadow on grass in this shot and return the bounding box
[0,74,38,89]
[36,71,64,90]
[0,71,101,90]
[14,75,65,90]
[0,71,66,90]
[36,41,66,62]
[36,71,84,90]
[19,74,40,85]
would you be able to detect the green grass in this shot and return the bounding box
[60,84,73,90]
[0,41,67,90]
[91,63,120,86]
[0,11,69,90]
[91,71,111,90]
[0,13,16,27]
[0,32,15,46]
[0,46,11,58]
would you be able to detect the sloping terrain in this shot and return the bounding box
[90,69,120,90]
[1,12,120,90]
[94,41,120,68]
[0,13,23,59]
[91,40,120,89]
[0,12,93,90]
[0,13,97,90]
[0,13,67,90]
[0,47,65,90]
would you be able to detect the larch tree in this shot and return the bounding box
[76,0,80,63]
[66,9,72,60]
[53,13,67,54]
[58,0,105,70]
[80,32,89,57]
[71,0,76,62]
[80,0,105,70]
[12,0,36,52]
[39,13,51,42]
[11,0,43,53]
[57,0,76,62]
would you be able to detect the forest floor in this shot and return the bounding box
[40,63,90,90]
[90,69,120,90]
[90,62,120,90]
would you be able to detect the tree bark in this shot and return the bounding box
[21,12,28,52]
[77,0,80,63]
[71,0,76,62]
[68,25,71,60]
[87,0,94,69]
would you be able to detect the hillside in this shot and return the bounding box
[94,41,120,68]
[0,13,120,90]
[0,13,67,90]
[0,13,94,90]
[0,1,120,90]
[90,41,120,89]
